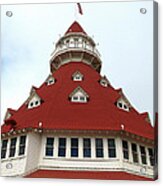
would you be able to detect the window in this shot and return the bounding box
[117,100,129,112]
[71,138,78,157]
[131,143,139,163]
[140,146,147,164]
[100,80,108,87]
[18,136,26,156]
[108,139,116,158]
[148,148,154,166]
[71,95,87,103]
[45,138,54,156]
[122,140,129,160]
[95,139,104,158]
[46,76,55,86]
[118,102,123,108]
[58,138,66,157]
[72,72,83,81]
[30,102,34,107]
[9,138,17,157]
[35,101,39,105]
[1,139,8,159]
[83,138,91,158]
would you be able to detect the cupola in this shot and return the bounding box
[50,21,102,73]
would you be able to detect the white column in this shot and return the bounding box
[6,138,10,158]
[137,144,141,164]
[79,137,83,159]
[66,137,71,158]
[128,141,133,162]
[103,138,108,159]
[116,137,123,161]
[54,136,58,158]
[15,136,20,157]
[91,138,96,159]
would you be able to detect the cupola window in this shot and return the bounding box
[72,71,83,81]
[69,86,89,103]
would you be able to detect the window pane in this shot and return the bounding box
[140,146,147,164]
[122,140,129,160]
[109,149,116,158]
[46,147,53,156]
[84,138,91,148]
[108,139,116,158]
[148,148,154,166]
[19,136,26,156]
[45,138,54,156]
[95,139,103,158]
[71,138,78,157]
[71,138,78,147]
[1,140,8,159]
[9,138,17,157]
[83,138,91,158]
[131,143,138,163]
[108,139,115,147]
[58,138,66,157]
[20,136,26,144]
[47,138,54,145]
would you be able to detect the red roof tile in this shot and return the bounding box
[25,169,154,180]
[1,62,154,139]
[65,21,87,35]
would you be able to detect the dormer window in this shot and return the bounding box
[27,92,43,109]
[69,86,89,103]
[116,98,130,112]
[46,75,55,86]
[99,76,110,87]
[100,79,108,87]
[72,71,83,81]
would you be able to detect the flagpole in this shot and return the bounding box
[74,3,78,21]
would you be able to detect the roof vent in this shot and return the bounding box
[121,124,125,130]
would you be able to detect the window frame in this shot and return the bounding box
[131,143,139,163]
[45,137,54,157]
[18,136,26,156]
[122,140,129,160]
[9,137,17,158]
[148,148,155,166]
[58,138,66,157]
[71,138,79,157]
[108,139,116,158]
[95,138,104,158]
[83,138,91,158]
[1,139,8,159]
[140,146,147,165]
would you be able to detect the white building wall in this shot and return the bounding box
[24,132,42,175]
[1,131,155,179]
[1,134,28,177]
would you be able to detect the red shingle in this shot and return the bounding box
[65,21,87,35]
[1,62,154,139]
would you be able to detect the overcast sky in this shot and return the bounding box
[1,1,154,124]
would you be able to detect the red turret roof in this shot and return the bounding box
[65,21,87,35]
[1,62,154,140]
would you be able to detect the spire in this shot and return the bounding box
[65,21,87,35]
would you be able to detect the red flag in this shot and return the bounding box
[77,3,83,15]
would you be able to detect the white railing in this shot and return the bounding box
[50,44,101,61]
